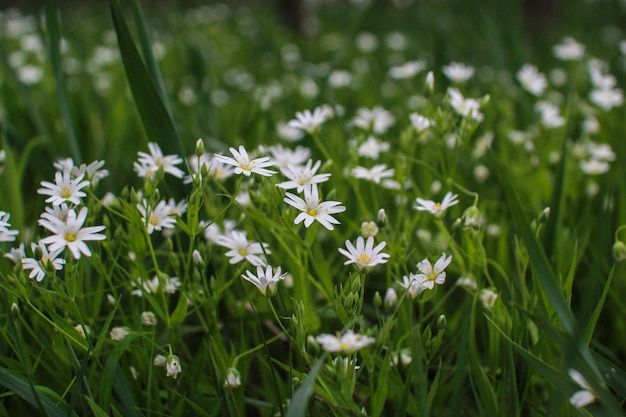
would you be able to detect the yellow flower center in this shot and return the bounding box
[241,164,251,171]
[427,272,438,281]
[65,233,76,242]
[238,249,248,256]
[60,186,72,199]
[148,214,160,226]
[307,208,318,216]
[357,253,371,265]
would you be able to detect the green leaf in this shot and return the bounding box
[44,0,82,162]
[84,396,110,417]
[285,354,327,417]
[0,367,76,417]
[583,265,616,344]
[170,293,189,327]
[110,0,184,157]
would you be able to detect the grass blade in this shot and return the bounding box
[110,0,184,157]
[285,354,326,417]
[0,367,75,417]
[44,0,82,163]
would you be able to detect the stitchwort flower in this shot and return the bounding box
[414,253,452,289]
[213,145,276,177]
[414,192,459,218]
[37,167,90,207]
[339,236,390,269]
[38,207,106,259]
[22,242,65,282]
[316,330,375,354]
[241,265,287,296]
[134,142,185,179]
[283,185,346,230]
[0,211,19,242]
[277,159,331,192]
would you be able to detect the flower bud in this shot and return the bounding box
[141,311,157,327]
[613,241,626,262]
[224,367,241,388]
[166,354,182,379]
[463,206,482,230]
[110,326,131,341]
[384,287,398,311]
[373,291,382,309]
[425,70,434,92]
[377,208,387,224]
[195,138,205,157]
[539,207,550,223]
[361,221,379,238]
[437,314,447,330]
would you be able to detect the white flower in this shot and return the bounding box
[242,265,287,296]
[351,164,395,184]
[37,167,90,207]
[568,369,595,409]
[316,330,375,354]
[132,275,181,296]
[283,185,346,230]
[360,221,379,238]
[442,62,475,83]
[553,37,585,61]
[166,355,182,379]
[213,145,276,177]
[414,192,459,217]
[215,230,269,266]
[185,152,234,183]
[516,64,547,96]
[414,253,452,289]
[351,106,395,134]
[141,311,157,326]
[153,354,167,367]
[134,142,185,179]
[339,236,390,269]
[397,274,427,299]
[447,87,483,121]
[268,145,311,170]
[0,211,19,242]
[409,112,434,133]
[71,160,109,186]
[388,60,426,79]
[22,242,65,282]
[580,159,610,175]
[328,70,353,88]
[590,88,623,111]
[224,367,241,388]
[277,121,305,141]
[38,207,106,259]
[384,287,398,309]
[4,242,25,265]
[110,326,131,341]
[479,288,498,310]
[137,200,177,234]
[277,159,331,192]
[287,106,330,134]
[357,136,390,159]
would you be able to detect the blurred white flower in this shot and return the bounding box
[316,330,375,354]
[242,265,287,296]
[442,62,474,83]
[517,64,547,96]
[414,192,459,218]
[568,369,595,409]
[553,37,585,61]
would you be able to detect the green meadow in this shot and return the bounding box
[0,0,625,415]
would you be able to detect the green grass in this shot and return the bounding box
[0,0,625,415]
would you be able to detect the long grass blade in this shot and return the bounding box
[110,0,184,157]
[285,354,326,417]
[44,0,82,163]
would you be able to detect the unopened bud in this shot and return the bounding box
[373,291,382,309]
[384,287,397,311]
[425,70,434,92]
[141,311,157,326]
[539,207,550,223]
[613,241,626,262]
[377,208,387,224]
[437,314,447,330]
[195,138,205,156]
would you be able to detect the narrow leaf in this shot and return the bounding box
[44,0,82,162]
[285,354,326,417]
[110,0,184,157]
